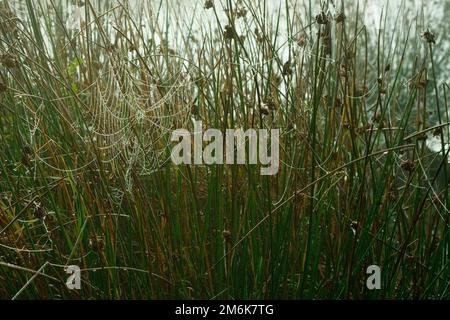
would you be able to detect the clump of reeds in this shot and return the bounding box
[0,0,449,300]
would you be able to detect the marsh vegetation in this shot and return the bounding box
[0,0,449,299]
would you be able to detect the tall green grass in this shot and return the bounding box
[0,0,449,299]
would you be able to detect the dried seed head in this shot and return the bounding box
[204,0,213,10]
[401,160,415,173]
[0,80,7,93]
[89,235,105,252]
[377,77,386,94]
[223,25,236,40]
[416,133,428,141]
[255,28,264,43]
[433,127,443,137]
[296,35,307,47]
[21,145,33,167]
[171,253,180,262]
[32,201,46,219]
[236,7,247,19]
[222,230,232,243]
[262,99,276,113]
[421,29,436,44]
[23,144,32,155]
[1,54,19,69]
[282,60,292,76]
[338,64,349,78]
[260,103,270,115]
[315,11,329,25]
[335,12,346,24]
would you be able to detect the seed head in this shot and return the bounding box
[222,230,232,243]
[89,235,105,252]
[223,25,236,40]
[261,99,276,115]
[21,145,33,167]
[338,64,349,78]
[401,160,415,173]
[416,133,427,141]
[385,64,391,72]
[32,201,46,219]
[432,127,442,137]
[260,103,270,115]
[1,54,19,69]
[255,28,264,43]
[315,11,329,25]
[204,0,213,10]
[282,61,292,76]
[297,35,307,47]
[421,29,436,44]
[0,80,7,93]
[335,12,346,24]
[236,7,247,19]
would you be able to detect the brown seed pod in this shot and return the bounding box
[204,0,213,10]
[335,12,346,24]
[297,35,307,47]
[260,103,270,116]
[222,230,232,243]
[236,7,247,19]
[0,80,7,93]
[32,201,46,219]
[433,127,443,137]
[89,235,105,252]
[223,25,236,40]
[1,54,19,69]
[315,11,329,25]
[282,61,292,76]
[338,64,348,78]
[421,29,436,44]
[416,133,428,141]
[21,145,33,167]
[401,160,415,173]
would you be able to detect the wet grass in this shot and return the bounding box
[0,0,449,299]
